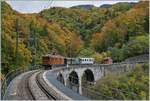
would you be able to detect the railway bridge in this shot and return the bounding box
[50,62,145,95]
[2,54,148,100]
[2,62,148,100]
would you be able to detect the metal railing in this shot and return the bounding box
[1,65,42,99]
[1,68,26,99]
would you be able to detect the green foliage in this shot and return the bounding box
[90,64,149,100]
[123,35,149,57]
[1,2,83,74]
[40,2,134,45]
[109,35,149,62]
[91,1,148,53]
[78,48,95,57]
[108,47,124,62]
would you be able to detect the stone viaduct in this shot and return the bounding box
[51,62,147,95]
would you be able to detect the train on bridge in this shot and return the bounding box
[42,53,94,69]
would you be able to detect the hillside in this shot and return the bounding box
[40,2,136,44]
[2,2,83,74]
[71,4,95,9]
[1,1,149,74]
[91,1,149,61]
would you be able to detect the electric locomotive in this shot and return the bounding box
[42,53,64,69]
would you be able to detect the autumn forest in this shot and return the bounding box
[1,1,149,75]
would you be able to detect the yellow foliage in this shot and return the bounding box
[92,53,103,63]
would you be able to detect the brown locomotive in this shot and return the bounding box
[42,54,64,69]
[102,57,113,64]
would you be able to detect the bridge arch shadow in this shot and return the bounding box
[82,69,95,96]
[67,71,79,93]
[57,73,65,84]
[82,69,95,85]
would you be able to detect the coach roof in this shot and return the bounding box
[43,54,64,58]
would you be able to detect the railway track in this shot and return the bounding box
[17,71,37,100]
[35,72,56,100]
[16,70,57,100]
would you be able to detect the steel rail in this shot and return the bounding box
[35,72,56,100]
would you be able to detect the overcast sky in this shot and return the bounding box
[5,0,139,13]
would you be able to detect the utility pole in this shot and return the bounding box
[69,41,72,65]
[70,41,72,58]
[33,29,37,69]
[15,19,19,69]
[27,24,31,70]
[28,22,37,70]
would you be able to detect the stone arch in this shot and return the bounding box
[57,72,65,84]
[82,69,95,85]
[81,69,95,95]
[67,71,79,93]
